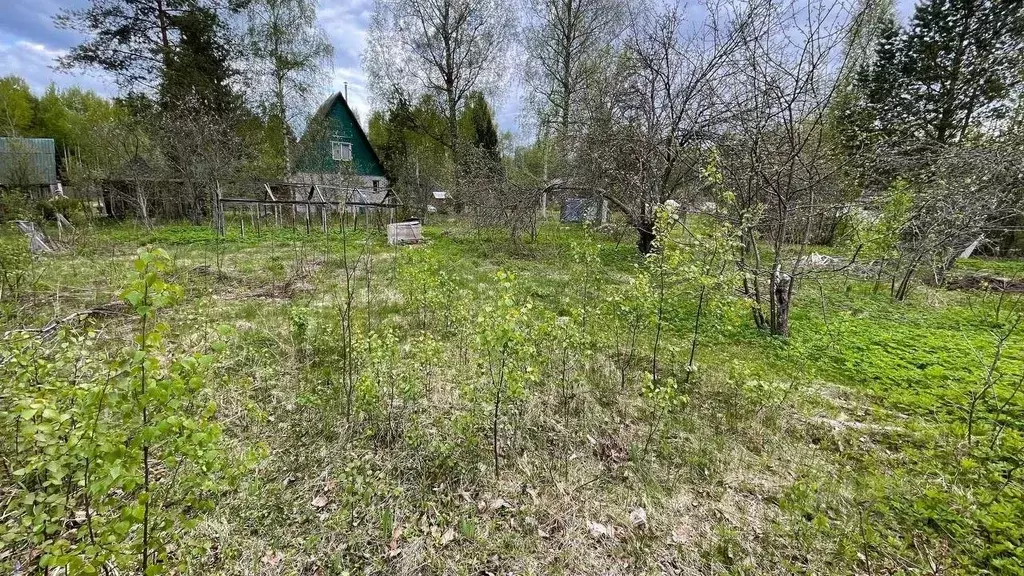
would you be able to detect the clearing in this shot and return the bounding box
[2,218,1022,575]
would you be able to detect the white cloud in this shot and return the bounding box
[16,40,65,60]
[0,34,114,96]
[329,66,371,128]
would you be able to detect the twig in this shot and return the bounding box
[2,302,126,340]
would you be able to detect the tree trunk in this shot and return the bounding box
[772,271,791,337]
[636,219,656,254]
[277,75,290,175]
[135,179,151,230]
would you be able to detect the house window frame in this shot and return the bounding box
[331,140,353,162]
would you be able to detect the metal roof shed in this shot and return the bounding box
[0,137,58,187]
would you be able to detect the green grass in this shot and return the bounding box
[957,255,1024,278]
[2,216,1023,575]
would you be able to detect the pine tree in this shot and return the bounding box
[160,7,240,115]
[461,92,500,162]
[901,0,1024,144]
[57,0,243,115]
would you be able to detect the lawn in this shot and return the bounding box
[2,215,1022,575]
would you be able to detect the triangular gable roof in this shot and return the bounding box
[313,92,387,176]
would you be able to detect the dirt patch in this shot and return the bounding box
[947,273,1024,293]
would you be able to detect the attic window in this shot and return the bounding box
[331,141,352,162]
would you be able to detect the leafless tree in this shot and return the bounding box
[575,0,751,253]
[159,94,246,224]
[459,145,544,243]
[363,0,516,168]
[717,0,862,336]
[244,0,333,174]
[881,143,1024,300]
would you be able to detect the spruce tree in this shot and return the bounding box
[160,7,241,115]
[461,92,500,162]
[828,9,903,193]
[860,17,907,141]
[901,0,1024,144]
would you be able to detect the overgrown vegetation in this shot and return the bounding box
[1,216,1022,574]
[3,0,1024,572]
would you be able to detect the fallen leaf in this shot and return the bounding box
[588,521,614,539]
[261,549,284,567]
[310,495,328,508]
[630,507,648,528]
[388,524,402,552]
[440,527,456,546]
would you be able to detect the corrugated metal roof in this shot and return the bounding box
[0,137,58,185]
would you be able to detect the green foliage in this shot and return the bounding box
[850,0,1024,146]
[471,271,545,477]
[0,190,30,222]
[398,248,471,334]
[160,7,241,115]
[368,94,453,212]
[569,231,601,333]
[460,91,500,161]
[3,218,1024,574]
[290,305,311,353]
[605,271,655,389]
[0,248,229,573]
[0,232,32,302]
[0,76,35,136]
[0,77,122,185]
[356,326,423,446]
[836,178,911,260]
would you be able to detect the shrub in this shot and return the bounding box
[0,248,229,574]
[0,190,29,222]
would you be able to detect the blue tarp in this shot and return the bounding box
[560,197,600,223]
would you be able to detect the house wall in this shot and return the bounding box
[294,94,387,180]
[290,172,389,191]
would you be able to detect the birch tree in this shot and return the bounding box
[244,0,333,174]
[523,0,624,151]
[363,0,515,166]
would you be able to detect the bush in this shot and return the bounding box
[0,248,231,574]
[0,190,30,222]
[0,234,31,301]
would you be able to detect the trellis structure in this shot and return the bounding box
[214,181,401,237]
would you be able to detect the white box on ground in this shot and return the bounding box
[387,221,423,245]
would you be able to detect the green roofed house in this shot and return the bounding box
[0,137,59,196]
[292,92,389,195]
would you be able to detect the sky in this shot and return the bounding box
[0,0,913,136]
[0,0,522,133]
